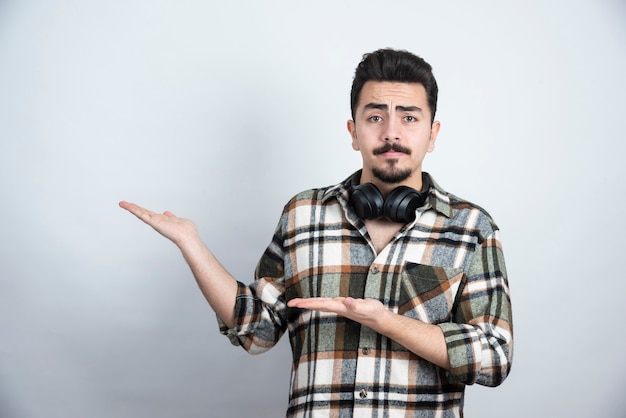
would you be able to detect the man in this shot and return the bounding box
[120,48,513,417]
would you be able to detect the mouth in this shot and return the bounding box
[380,150,405,158]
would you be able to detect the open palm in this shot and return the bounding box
[119,201,199,246]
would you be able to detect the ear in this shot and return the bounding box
[347,119,359,151]
[427,120,441,153]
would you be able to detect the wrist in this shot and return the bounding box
[369,306,395,334]
[175,231,203,252]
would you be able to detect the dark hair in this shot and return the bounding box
[350,48,438,122]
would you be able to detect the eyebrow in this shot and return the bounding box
[363,103,424,113]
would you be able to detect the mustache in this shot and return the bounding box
[373,142,412,155]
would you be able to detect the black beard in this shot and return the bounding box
[372,142,412,184]
[372,165,412,184]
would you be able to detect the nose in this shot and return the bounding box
[384,117,400,141]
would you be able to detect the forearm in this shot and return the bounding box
[118,201,239,326]
[371,310,450,370]
[288,297,451,370]
[178,236,238,328]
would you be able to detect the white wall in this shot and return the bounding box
[1,1,625,417]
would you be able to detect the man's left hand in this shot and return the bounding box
[287,297,387,329]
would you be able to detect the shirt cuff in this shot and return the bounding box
[438,322,483,384]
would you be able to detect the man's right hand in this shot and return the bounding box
[118,201,200,248]
[118,200,238,327]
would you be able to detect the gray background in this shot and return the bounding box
[1,1,625,417]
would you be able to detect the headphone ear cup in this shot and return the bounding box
[383,186,425,223]
[350,183,384,219]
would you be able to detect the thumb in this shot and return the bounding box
[343,297,356,309]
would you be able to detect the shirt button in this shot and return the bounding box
[359,389,368,399]
[370,265,379,274]
[362,347,370,355]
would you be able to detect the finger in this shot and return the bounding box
[288,298,312,308]
[342,297,356,308]
[118,200,133,210]
[119,201,161,225]
[119,201,147,214]
[288,297,334,307]
[288,298,347,312]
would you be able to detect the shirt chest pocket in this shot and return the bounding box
[396,263,466,324]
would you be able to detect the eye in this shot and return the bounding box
[368,115,382,123]
[403,115,418,122]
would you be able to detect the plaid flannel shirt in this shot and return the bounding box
[220,171,513,417]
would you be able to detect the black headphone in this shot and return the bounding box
[349,172,431,223]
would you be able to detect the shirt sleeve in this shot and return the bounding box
[437,229,513,386]
[218,217,289,355]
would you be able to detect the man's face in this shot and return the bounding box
[347,81,440,188]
